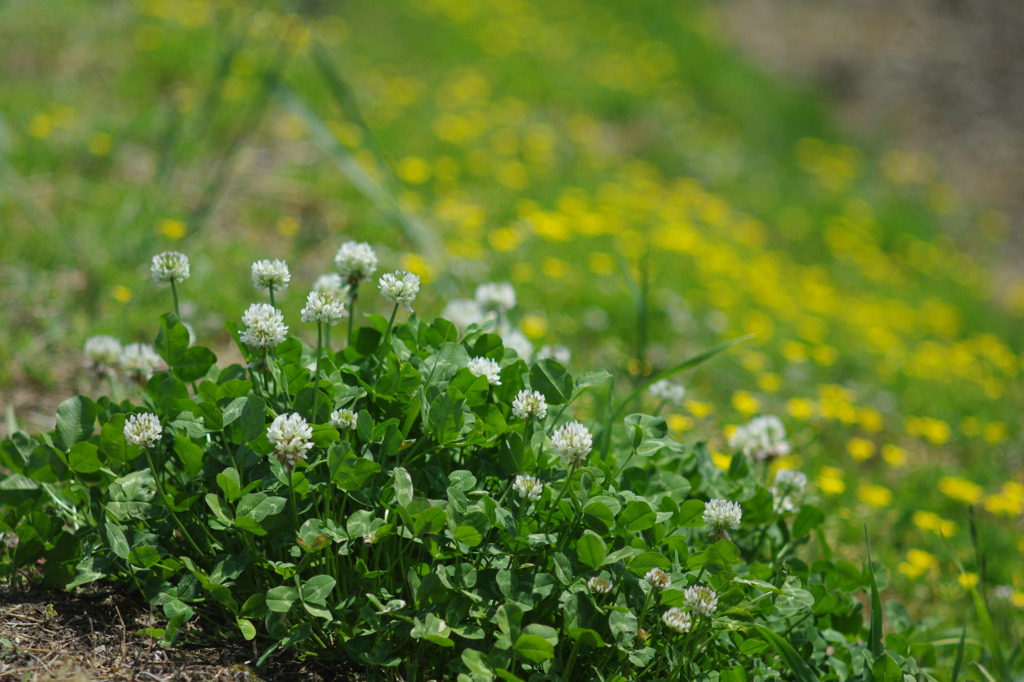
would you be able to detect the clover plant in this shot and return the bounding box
[0,251,936,681]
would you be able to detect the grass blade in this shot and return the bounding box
[950,607,971,682]
[752,624,820,682]
[863,526,884,658]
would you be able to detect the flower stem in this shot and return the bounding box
[376,302,400,367]
[170,280,181,320]
[269,287,276,309]
[288,468,301,534]
[543,463,577,534]
[347,289,357,345]
[144,447,205,558]
[312,323,323,423]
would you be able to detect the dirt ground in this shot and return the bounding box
[718,0,1024,246]
[0,582,350,681]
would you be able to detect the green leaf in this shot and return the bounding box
[871,653,902,682]
[568,627,605,648]
[393,467,414,508]
[237,618,257,641]
[56,396,96,450]
[427,390,467,446]
[576,530,606,570]
[239,397,267,443]
[792,506,824,539]
[629,551,670,575]
[236,493,286,524]
[173,346,217,382]
[329,447,380,491]
[155,312,189,366]
[752,624,820,682]
[266,586,299,613]
[301,575,336,605]
[864,528,884,659]
[529,359,574,405]
[620,500,657,531]
[69,442,102,474]
[574,369,612,390]
[453,525,483,547]
[174,435,204,477]
[99,414,131,464]
[582,501,615,533]
[513,633,554,663]
[217,468,243,502]
[105,522,129,560]
[205,494,233,527]
[676,499,706,527]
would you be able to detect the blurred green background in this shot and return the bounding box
[1,0,1023,629]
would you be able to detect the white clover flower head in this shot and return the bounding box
[330,408,358,431]
[84,335,122,374]
[683,585,718,617]
[662,607,692,634]
[503,328,534,360]
[150,251,191,285]
[124,413,162,448]
[119,343,161,382]
[301,290,346,326]
[647,379,686,405]
[467,357,502,386]
[334,241,378,284]
[729,415,791,462]
[251,259,291,292]
[512,474,543,501]
[442,299,490,331]
[313,273,348,298]
[511,389,548,421]
[703,498,742,539]
[587,577,613,595]
[551,420,592,468]
[267,412,314,467]
[536,344,571,365]
[378,271,420,312]
[474,282,517,312]
[771,469,809,512]
[240,303,288,350]
[644,568,671,591]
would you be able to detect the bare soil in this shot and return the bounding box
[719,0,1024,250]
[0,582,351,681]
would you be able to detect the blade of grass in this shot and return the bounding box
[863,526,884,659]
[752,624,820,682]
[966,506,1010,680]
[951,607,971,682]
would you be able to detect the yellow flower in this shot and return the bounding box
[731,390,761,416]
[668,414,693,433]
[111,285,132,303]
[816,467,845,495]
[858,407,884,433]
[958,572,979,589]
[276,216,299,237]
[711,452,731,471]
[399,253,434,283]
[881,444,907,467]
[1012,592,1024,609]
[685,400,715,418]
[858,484,893,508]
[587,252,616,275]
[157,218,187,240]
[847,437,876,462]
[397,157,431,185]
[898,549,937,579]
[88,132,112,156]
[520,315,548,339]
[786,398,816,420]
[983,422,1008,444]
[912,510,957,537]
[938,476,983,505]
[757,372,781,393]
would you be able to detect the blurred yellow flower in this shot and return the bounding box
[520,315,548,339]
[847,437,876,462]
[397,157,432,185]
[913,510,956,537]
[112,285,132,303]
[685,400,715,418]
[958,573,979,589]
[667,414,693,432]
[711,452,731,471]
[786,398,816,420]
[858,484,893,508]
[157,218,187,240]
[88,132,112,156]
[938,476,983,505]
[757,372,781,393]
[898,549,937,579]
[816,467,845,495]
[731,390,761,416]
[881,444,907,467]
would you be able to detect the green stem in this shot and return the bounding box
[543,463,577,534]
[312,322,323,423]
[143,447,205,559]
[376,303,400,368]
[170,280,181,320]
[269,287,276,309]
[347,289,357,345]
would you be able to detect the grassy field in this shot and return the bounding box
[2,0,1022,665]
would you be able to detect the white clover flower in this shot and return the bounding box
[334,241,378,284]
[251,259,291,292]
[587,577,613,595]
[662,607,692,634]
[267,412,314,467]
[124,413,162,448]
[683,585,718,617]
[729,415,791,462]
[313,273,348,298]
[330,408,358,431]
[511,389,548,421]
[150,251,191,285]
[644,568,671,591]
[120,343,161,382]
[536,344,571,365]
[475,282,517,312]
[467,357,502,386]
[442,299,490,331]
[378,271,420,311]
[647,379,685,405]
[301,290,346,326]
[240,303,288,350]
[512,474,543,501]
[503,328,534,360]
[703,498,742,539]
[84,335,122,374]
[771,469,809,512]
[551,420,592,467]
